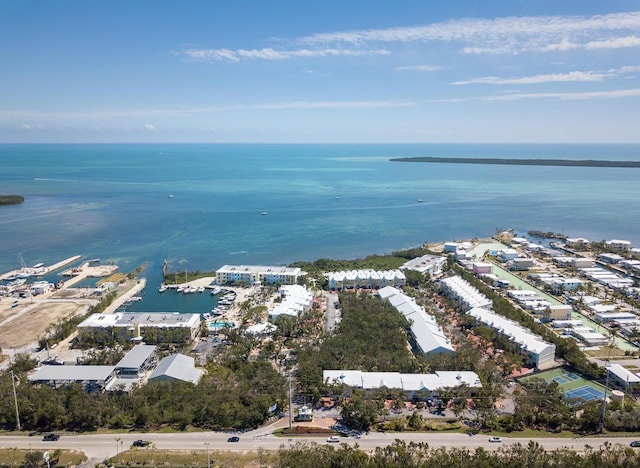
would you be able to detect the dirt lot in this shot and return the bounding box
[0,299,88,350]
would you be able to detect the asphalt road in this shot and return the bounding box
[2,430,639,463]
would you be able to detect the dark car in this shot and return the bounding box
[43,433,60,441]
[227,436,240,442]
[133,439,151,447]
[631,440,640,447]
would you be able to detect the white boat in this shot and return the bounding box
[159,285,168,293]
[197,286,205,293]
[210,286,222,295]
[261,211,268,216]
[203,313,213,321]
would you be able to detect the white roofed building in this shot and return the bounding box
[467,307,556,368]
[605,240,632,253]
[269,284,313,319]
[400,254,447,278]
[148,354,203,385]
[439,276,492,310]
[378,286,454,355]
[323,370,481,397]
[326,269,405,290]
[606,364,640,393]
[77,312,201,344]
[216,265,302,285]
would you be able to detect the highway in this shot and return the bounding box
[1,429,638,464]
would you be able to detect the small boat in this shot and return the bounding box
[417,199,424,203]
[203,313,213,321]
[261,211,268,216]
[158,285,168,293]
[197,286,205,293]
[168,194,174,198]
[210,286,222,295]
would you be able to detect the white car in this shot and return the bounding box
[327,435,340,443]
[488,436,502,443]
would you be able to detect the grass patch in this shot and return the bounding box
[0,448,86,466]
[111,449,276,467]
[277,426,335,436]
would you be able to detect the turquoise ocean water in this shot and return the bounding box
[1,143,639,312]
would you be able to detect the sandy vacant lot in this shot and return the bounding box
[0,300,88,350]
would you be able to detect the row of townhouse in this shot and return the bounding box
[269,284,313,319]
[325,269,406,290]
[323,370,482,399]
[578,267,634,290]
[439,276,557,368]
[378,286,454,355]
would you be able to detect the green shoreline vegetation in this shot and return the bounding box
[0,194,24,205]
[390,156,640,168]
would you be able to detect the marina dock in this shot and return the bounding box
[0,255,82,281]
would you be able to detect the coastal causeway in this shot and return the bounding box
[390,156,640,168]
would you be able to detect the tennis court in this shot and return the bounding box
[565,385,605,402]
[520,367,607,407]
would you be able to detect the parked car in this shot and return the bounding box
[227,436,240,442]
[132,439,151,447]
[327,435,340,443]
[488,436,502,443]
[630,440,640,447]
[43,433,60,441]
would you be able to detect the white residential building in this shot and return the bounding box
[379,286,454,355]
[326,269,405,290]
[467,307,556,368]
[215,265,302,285]
[401,254,447,277]
[269,284,313,318]
[323,370,481,397]
[439,276,492,310]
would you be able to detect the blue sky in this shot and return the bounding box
[1,1,640,143]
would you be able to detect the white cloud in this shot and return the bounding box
[0,101,414,122]
[584,35,640,50]
[435,87,640,102]
[452,71,613,85]
[395,65,444,72]
[20,123,43,130]
[298,11,640,55]
[145,124,158,131]
[178,47,390,62]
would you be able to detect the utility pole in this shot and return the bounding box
[205,442,210,468]
[10,370,21,431]
[600,358,611,433]
[288,371,293,429]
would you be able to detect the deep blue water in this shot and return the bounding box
[1,143,639,307]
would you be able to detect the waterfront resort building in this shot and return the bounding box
[325,269,406,290]
[605,239,632,253]
[467,307,556,368]
[215,265,302,285]
[378,286,454,355]
[323,370,481,399]
[77,312,201,344]
[400,254,447,278]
